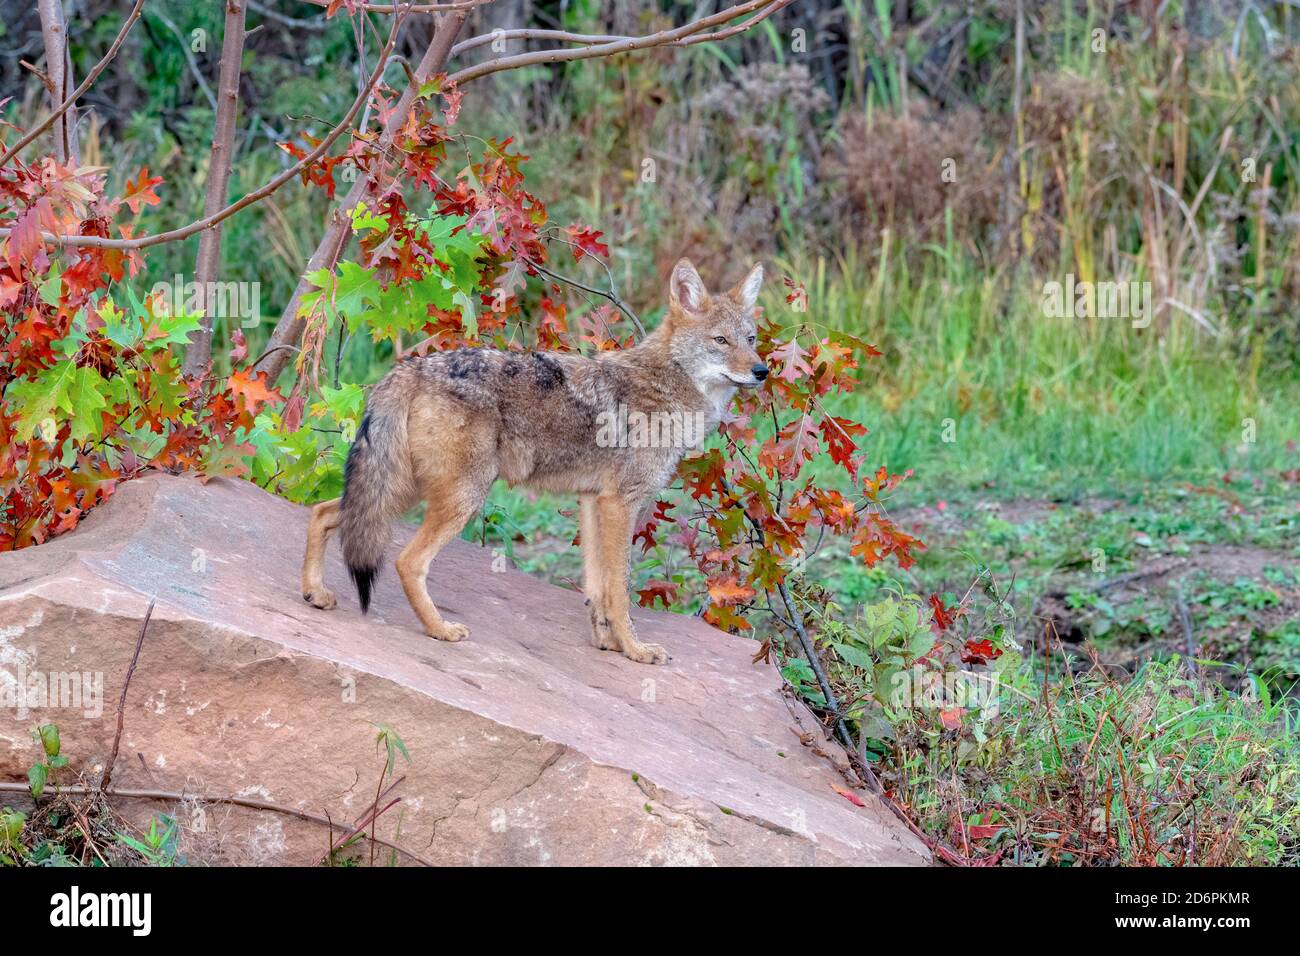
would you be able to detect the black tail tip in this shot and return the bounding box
[348,564,378,614]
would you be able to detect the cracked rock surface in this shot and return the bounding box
[0,474,929,866]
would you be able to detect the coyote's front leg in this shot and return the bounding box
[579,493,619,651]
[595,493,668,665]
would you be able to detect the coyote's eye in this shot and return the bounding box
[713,335,728,345]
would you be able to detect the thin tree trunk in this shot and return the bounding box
[254,10,470,385]
[36,0,79,166]
[183,0,249,377]
[1013,0,1028,260]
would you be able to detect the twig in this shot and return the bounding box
[448,1,794,86]
[333,321,349,388]
[524,255,645,339]
[776,581,855,751]
[1039,563,1185,601]
[300,0,491,11]
[0,782,433,866]
[248,342,299,369]
[327,797,402,865]
[100,597,154,795]
[451,28,635,57]
[247,0,328,29]
[369,759,387,867]
[1175,589,1197,666]
[773,555,999,866]
[256,2,788,384]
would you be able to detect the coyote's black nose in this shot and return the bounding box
[752,363,769,381]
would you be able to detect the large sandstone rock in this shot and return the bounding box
[0,474,928,865]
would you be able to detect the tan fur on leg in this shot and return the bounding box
[302,497,342,609]
[580,493,619,651]
[395,496,476,642]
[597,494,667,665]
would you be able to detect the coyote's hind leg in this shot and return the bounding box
[302,497,342,609]
[395,491,482,642]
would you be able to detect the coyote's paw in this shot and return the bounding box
[429,621,470,643]
[589,605,620,651]
[622,640,669,666]
[303,588,337,610]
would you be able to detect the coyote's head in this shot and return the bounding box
[663,258,768,392]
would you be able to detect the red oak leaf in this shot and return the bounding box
[766,336,814,383]
[563,224,609,261]
[960,638,1003,664]
[636,579,678,609]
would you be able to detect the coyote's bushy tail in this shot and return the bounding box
[338,393,414,613]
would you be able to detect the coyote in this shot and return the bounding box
[300,258,767,665]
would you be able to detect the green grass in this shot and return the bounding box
[774,248,1300,502]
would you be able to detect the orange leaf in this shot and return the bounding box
[122,167,163,215]
[227,368,283,417]
[706,574,756,606]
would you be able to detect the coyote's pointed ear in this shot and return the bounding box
[669,258,709,317]
[729,263,764,310]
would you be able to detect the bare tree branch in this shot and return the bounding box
[0,0,146,168]
[0,9,409,253]
[300,0,493,12]
[448,0,795,86]
[183,0,250,376]
[450,28,634,57]
[681,1,795,47]
[254,8,472,383]
[247,0,328,30]
[35,0,80,166]
[524,252,645,339]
